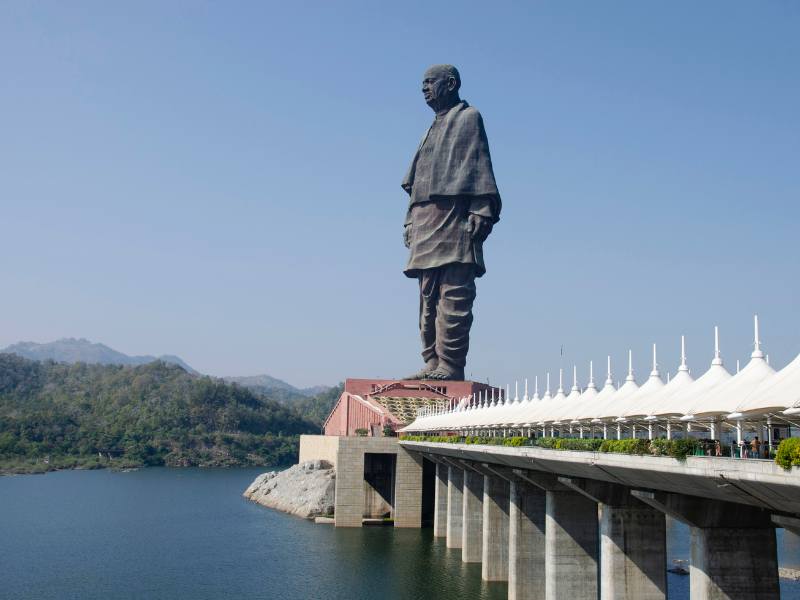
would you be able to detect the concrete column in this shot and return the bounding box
[433,461,448,537]
[691,526,778,599]
[545,490,599,600]
[446,465,464,548]
[393,448,423,528]
[633,490,779,600]
[514,469,598,600]
[509,479,546,600]
[461,467,484,562]
[482,473,510,581]
[599,504,666,599]
[560,478,666,600]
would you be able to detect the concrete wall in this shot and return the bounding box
[333,437,422,527]
[298,434,340,468]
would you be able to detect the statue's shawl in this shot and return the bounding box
[402,100,501,217]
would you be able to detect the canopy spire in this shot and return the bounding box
[650,343,660,378]
[571,365,579,392]
[625,349,635,382]
[557,368,564,394]
[752,314,765,359]
[605,356,613,386]
[679,335,689,373]
[524,378,529,401]
[546,372,551,395]
[712,326,723,366]
[587,360,597,390]
[515,380,519,402]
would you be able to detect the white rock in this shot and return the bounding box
[243,460,335,519]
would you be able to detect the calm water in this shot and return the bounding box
[0,468,798,600]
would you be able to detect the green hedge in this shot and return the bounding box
[775,438,800,469]
[399,435,701,459]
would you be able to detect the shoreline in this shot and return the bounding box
[1,459,294,477]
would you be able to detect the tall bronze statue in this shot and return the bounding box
[402,64,501,381]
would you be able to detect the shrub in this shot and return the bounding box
[775,438,800,470]
[670,438,701,459]
[599,439,650,455]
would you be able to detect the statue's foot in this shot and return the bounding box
[403,368,432,380]
[426,364,465,381]
[403,359,438,380]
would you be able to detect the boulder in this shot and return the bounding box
[243,460,335,519]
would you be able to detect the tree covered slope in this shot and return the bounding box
[0,354,318,473]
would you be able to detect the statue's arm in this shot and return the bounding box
[467,195,498,242]
[403,207,412,249]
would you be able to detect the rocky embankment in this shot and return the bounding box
[243,460,335,519]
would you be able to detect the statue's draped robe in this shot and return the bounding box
[402,100,501,278]
[401,100,501,371]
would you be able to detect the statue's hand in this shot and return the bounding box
[468,213,493,242]
[403,224,412,248]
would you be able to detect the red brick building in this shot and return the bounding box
[322,378,498,437]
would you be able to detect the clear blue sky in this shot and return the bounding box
[2,1,798,388]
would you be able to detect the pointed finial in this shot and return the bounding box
[650,343,660,378]
[524,378,529,401]
[667,372,671,383]
[626,349,635,382]
[571,365,579,392]
[679,335,689,373]
[605,356,613,386]
[587,360,597,390]
[752,314,765,359]
[534,375,540,400]
[712,326,723,366]
[557,368,564,394]
[737,359,740,374]
[767,354,770,365]
[515,380,519,402]
[546,372,551,394]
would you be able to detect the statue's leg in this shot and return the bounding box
[404,269,440,379]
[428,263,475,381]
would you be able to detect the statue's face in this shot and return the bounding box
[422,68,456,108]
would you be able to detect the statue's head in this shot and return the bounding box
[422,64,461,112]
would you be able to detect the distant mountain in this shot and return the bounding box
[1,338,197,374]
[224,374,332,403]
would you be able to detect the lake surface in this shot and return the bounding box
[1,468,798,600]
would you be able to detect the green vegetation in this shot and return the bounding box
[290,384,343,427]
[775,438,800,469]
[0,353,319,474]
[400,435,704,459]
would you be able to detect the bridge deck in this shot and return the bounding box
[400,441,800,515]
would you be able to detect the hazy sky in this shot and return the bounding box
[2,1,798,388]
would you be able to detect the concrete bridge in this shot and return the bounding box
[398,440,800,600]
[302,433,800,599]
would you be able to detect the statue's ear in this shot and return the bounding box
[447,76,458,92]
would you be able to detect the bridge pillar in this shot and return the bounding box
[461,465,484,562]
[514,470,599,600]
[433,461,448,538]
[632,490,779,600]
[481,472,510,581]
[484,465,546,598]
[560,478,666,600]
[446,464,464,548]
[509,479,547,599]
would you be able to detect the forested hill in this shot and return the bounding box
[0,354,318,474]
